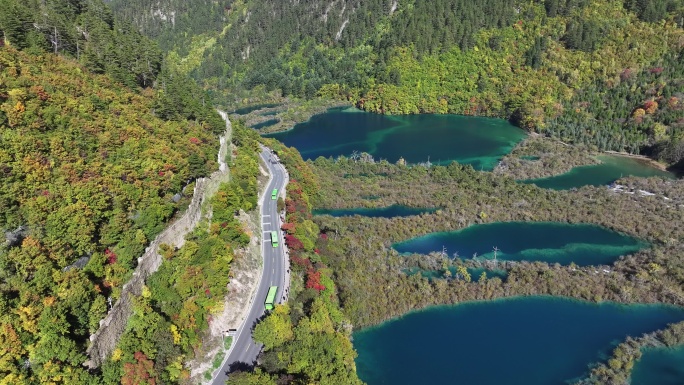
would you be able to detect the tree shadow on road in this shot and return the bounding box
[226,360,256,375]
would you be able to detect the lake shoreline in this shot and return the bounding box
[264,108,526,169]
[392,221,647,267]
[354,294,684,334]
[603,150,670,172]
[252,105,679,179]
[353,296,684,385]
[242,99,350,134]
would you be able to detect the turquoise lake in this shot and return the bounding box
[631,345,684,385]
[313,205,438,218]
[523,155,675,190]
[264,107,526,170]
[353,297,684,385]
[392,222,646,266]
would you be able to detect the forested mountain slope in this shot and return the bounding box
[0,47,221,382]
[0,0,163,88]
[0,0,234,382]
[110,0,684,166]
[104,0,232,53]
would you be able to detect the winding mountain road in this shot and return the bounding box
[212,146,289,384]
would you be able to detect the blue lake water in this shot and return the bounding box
[354,297,684,385]
[631,345,684,385]
[264,107,526,170]
[392,222,646,266]
[522,155,675,190]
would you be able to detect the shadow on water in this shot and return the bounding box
[667,158,684,177]
[313,205,439,219]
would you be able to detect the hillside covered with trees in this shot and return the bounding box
[0,0,247,383]
[103,0,232,53]
[110,0,684,166]
[101,122,261,384]
[4,0,684,384]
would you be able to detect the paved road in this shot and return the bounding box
[212,147,289,385]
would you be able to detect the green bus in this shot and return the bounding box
[270,231,279,248]
[271,188,278,200]
[264,286,278,310]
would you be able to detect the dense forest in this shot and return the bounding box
[99,122,261,384]
[108,0,684,165]
[104,0,232,54]
[4,0,684,384]
[0,0,161,88]
[0,0,253,383]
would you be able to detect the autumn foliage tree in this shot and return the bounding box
[121,352,157,385]
[306,269,326,292]
[280,222,296,233]
[0,38,222,383]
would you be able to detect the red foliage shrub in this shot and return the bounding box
[281,222,296,233]
[643,100,658,114]
[31,86,49,101]
[620,68,634,82]
[105,248,117,264]
[290,254,312,269]
[122,352,157,385]
[285,199,296,214]
[285,234,304,250]
[189,137,201,145]
[306,269,325,292]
